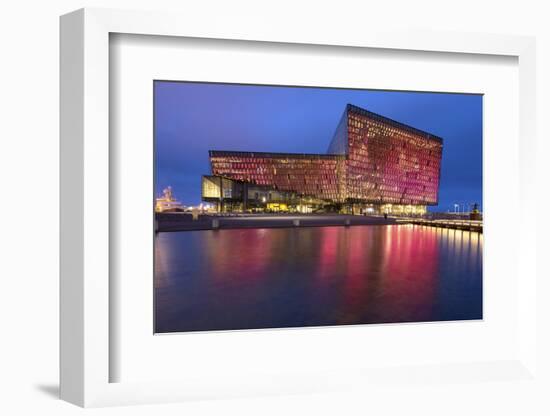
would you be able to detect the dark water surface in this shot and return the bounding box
[154,225,482,333]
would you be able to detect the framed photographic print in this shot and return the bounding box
[60,8,539,408]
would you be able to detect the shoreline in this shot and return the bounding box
[155,213,483,233]
[155,213,398,232]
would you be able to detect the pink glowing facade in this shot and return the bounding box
[206,104,442,209]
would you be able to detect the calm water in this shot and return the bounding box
[154,225,482,333]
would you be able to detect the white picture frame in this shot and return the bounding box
[60,7,538,408]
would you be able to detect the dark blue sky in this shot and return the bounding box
[155,81,482,212]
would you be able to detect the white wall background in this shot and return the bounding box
[0,1,548,415]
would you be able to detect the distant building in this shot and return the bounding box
[155,186,184,212]
[469,203,482,220]
[202,104,443,214]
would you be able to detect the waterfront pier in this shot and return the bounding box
[406,218,483,233]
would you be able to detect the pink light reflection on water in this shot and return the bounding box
[154,225,482,333]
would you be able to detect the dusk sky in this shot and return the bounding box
[155,81,482,212]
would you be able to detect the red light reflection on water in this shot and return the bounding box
[372,225,439,322]
[206,228,275,281]
[154,225,482,333]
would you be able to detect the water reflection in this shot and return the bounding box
[155,225,482,333]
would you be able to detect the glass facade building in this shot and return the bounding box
[203,104,442,213]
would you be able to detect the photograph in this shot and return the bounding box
[153,81,483,333]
